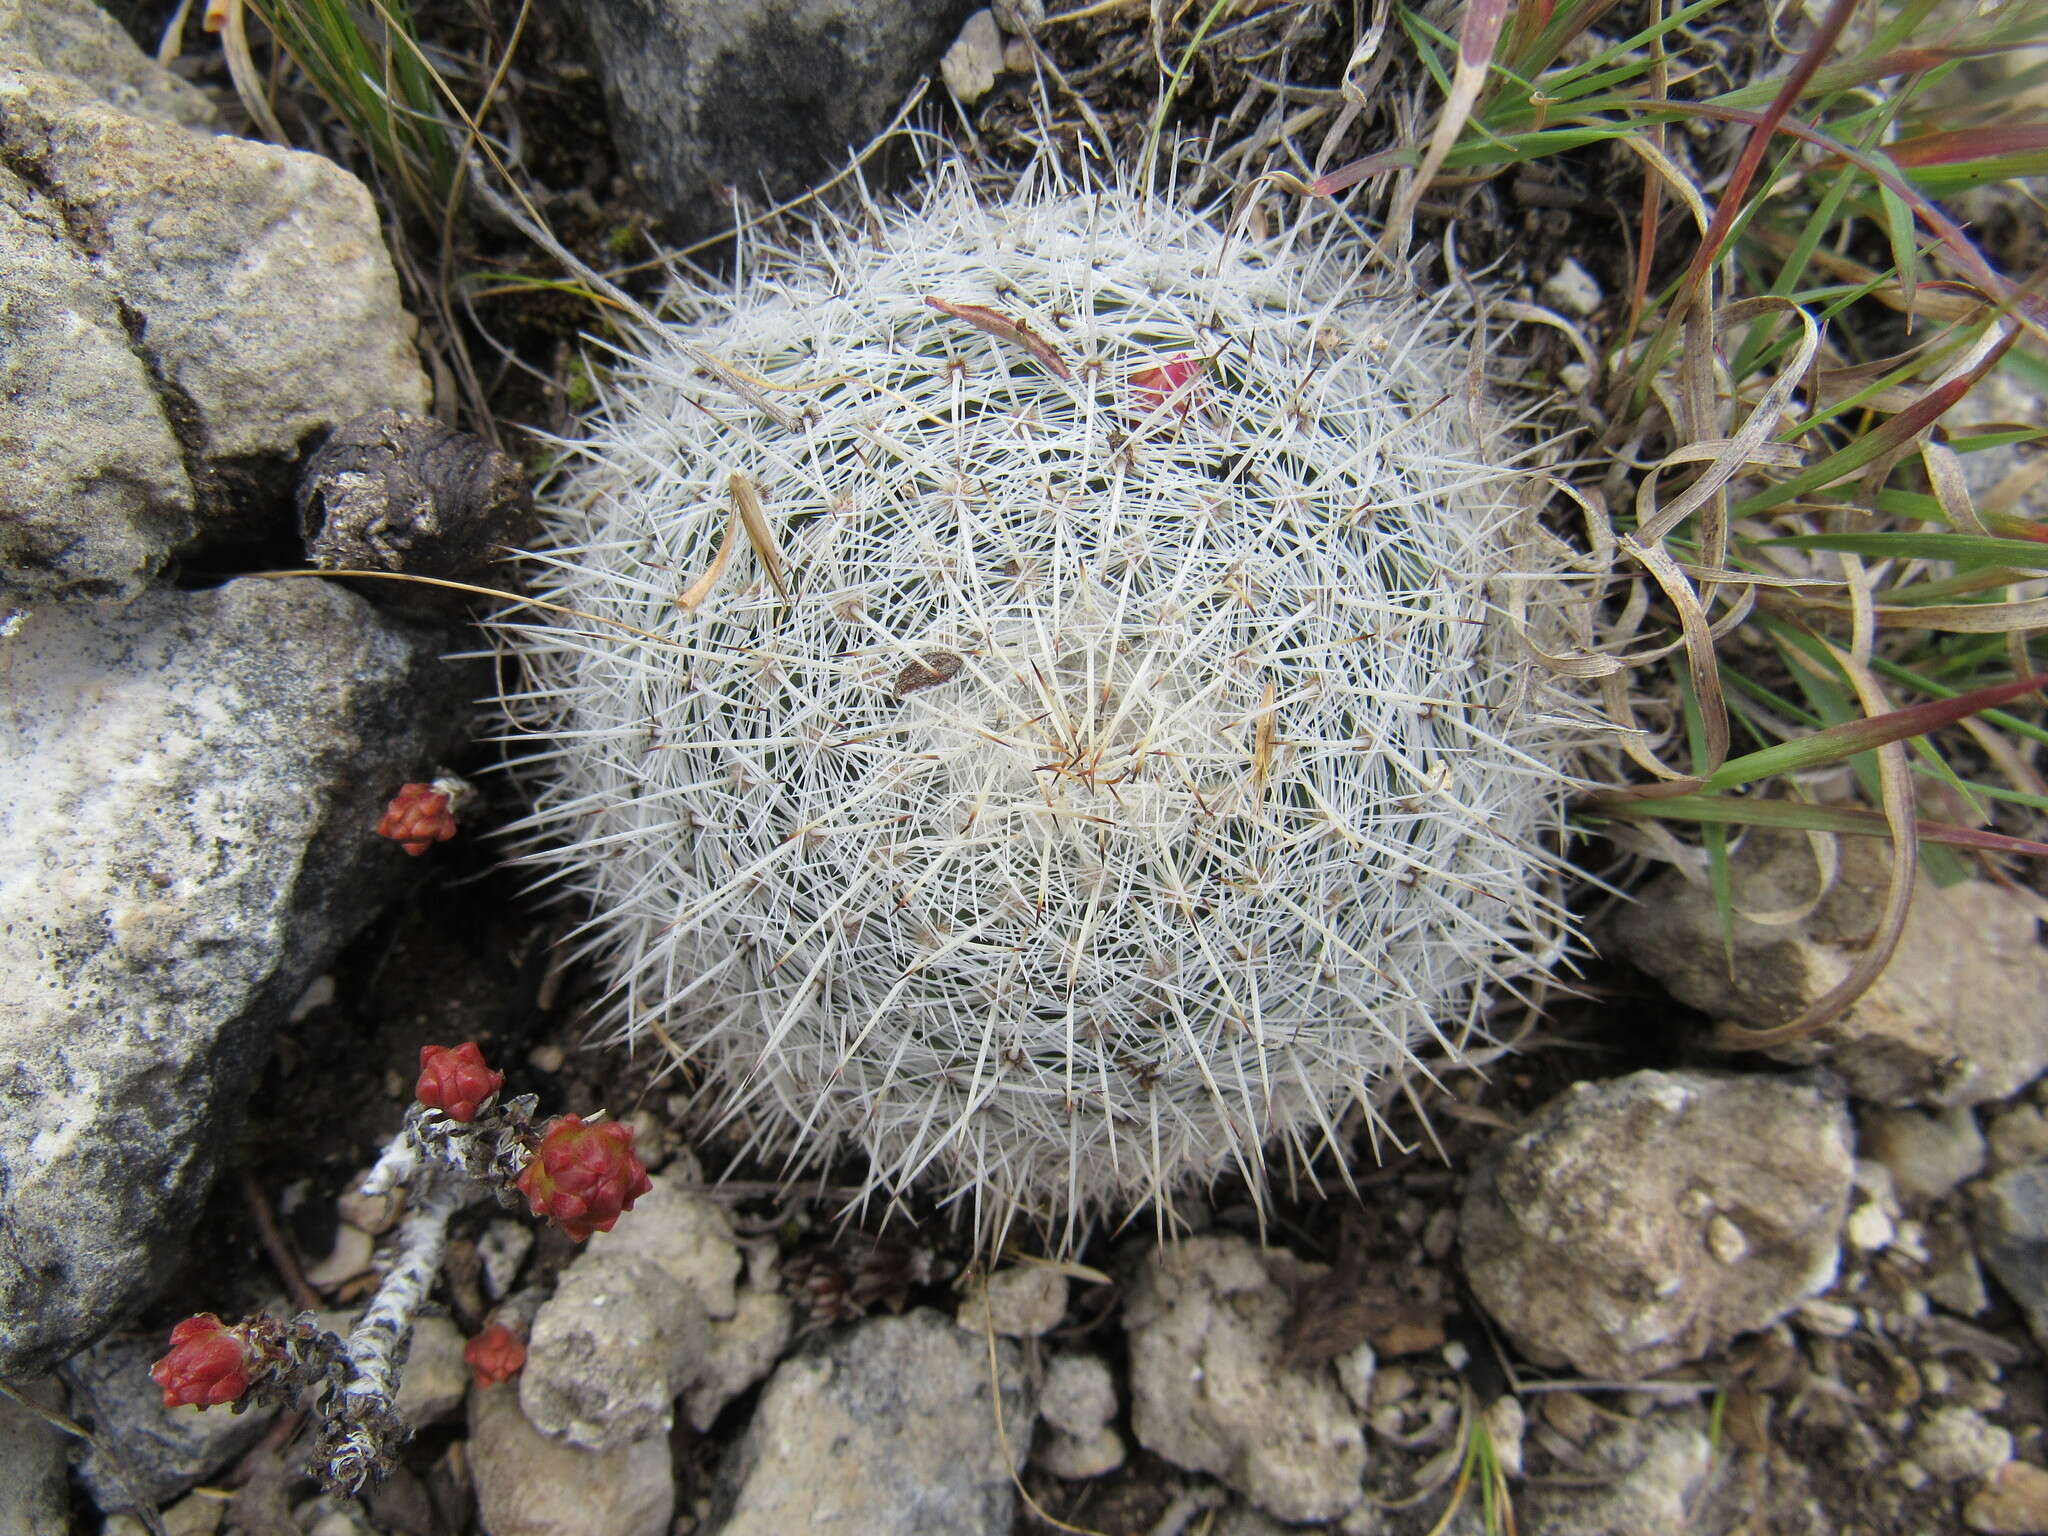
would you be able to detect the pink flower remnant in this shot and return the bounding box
[1128,354,1205,417]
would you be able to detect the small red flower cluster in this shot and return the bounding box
[376,782,459,856]
[415,1042,504,1123]
[463,1323,527,1389]
[516,1115,653,1242]
[150,1314,252,1409]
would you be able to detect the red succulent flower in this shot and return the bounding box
[516,1115,653,1242]
[376,782,459,856]
[464,1323,527,1389]
[415,1041,505,1123]
[150,1314,253,1409]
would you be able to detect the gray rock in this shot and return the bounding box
[0,161,195,603]
[683,1284,793,1432]
[711,1307,1032,1536]
[955,1262,1067,1338]
[1462,1070,1854,1380]
[1035,1351,1123,1479]
[0,63,427,604]
[1973,1160,2048,1353]
[1125,1235,1366,1523]
[0,1376,68,1536]
[65,1333,278,1511]
[1912,1405,2012,1483]
[583,1170,742,1319]
[469,1380,673,1536]
[1514,1412,1714,1536]
[571,0,973,241]
[0,577,470,1375]
[0,0,217,126]
[394,1314,470,1430]
[1607,833,2048,1106]
[1861,1104,1986,1203]
[520,1252,710,1452]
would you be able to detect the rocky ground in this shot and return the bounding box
[3,2,2048,1534]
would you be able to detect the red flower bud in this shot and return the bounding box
[376,782,459,856]
[1129,354,1204,416]
[150,1314,253,1409]
[415,1041,505,1123]
[516,1115,652,1242]
[464,1323,527,1389]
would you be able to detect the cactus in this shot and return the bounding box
[497,157,1600,1249]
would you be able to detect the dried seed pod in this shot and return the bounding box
[298,408,530,581]
[891,649,964,698]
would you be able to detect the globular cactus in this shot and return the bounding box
[498,157,1600,1249]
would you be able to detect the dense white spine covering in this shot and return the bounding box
[497,158,1598,1249]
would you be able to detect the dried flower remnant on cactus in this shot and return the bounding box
[415,1041,505,1123]
[500,155,1603,1249]
[150,1314,253,1408]
[464,1323,527,1388]
[1129,353,1204,415]
[516,1115,653,1241]
[376,780,460,855]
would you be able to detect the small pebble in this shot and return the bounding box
[1370,1364,1417,1409]
[528,1043,565,1073]
[1481,1396,1526,1479]
[1797,1299,1860,1337]
[1847,1202,1896,1252]
[941,9,1006,105]
[1706,1214,1749,1264]
[1915,1406,2014,1482]
[1540,257,1603,317]
[1966,1460,2048,1535]
[1541,1390,1599,1443]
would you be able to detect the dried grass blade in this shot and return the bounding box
[924,298,1074,381]
[728,473,789,603]
[1385,0,1511,254]
[1619,534,1729,772]
[1591,794,2048,859]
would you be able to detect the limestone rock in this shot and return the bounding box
[1607,833,2048,1106]
[1462,1070,1854,1380]
[0,0,217,126]
[0,578,469,1374]
[1125,1235,1365,1523]
[682,1284,793,1431]
[583,1170,742,1319]
[519,1252,710,1452]
[1861,1104,1986,1203]
[711,1308,1031,1536]
[468,1380,673,1536]
[0,61,427,604]
[1035,1351,1123,1479]
[1973,1160,2048,1354]
[955,1263,1067,1338]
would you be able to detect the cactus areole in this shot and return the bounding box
[500,159,1598,1248]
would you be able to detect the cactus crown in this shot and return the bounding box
[498,154,1601,1250]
